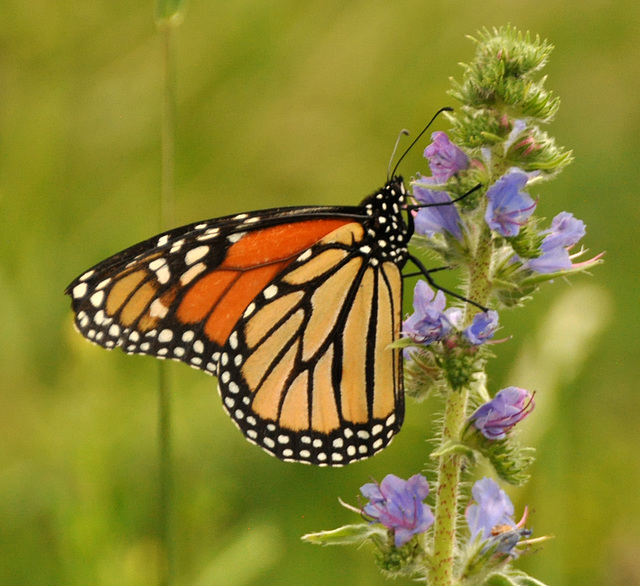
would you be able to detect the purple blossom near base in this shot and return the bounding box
[413,182,464,241]
[424,131,470,182]
[466,477,515,540]
[361,474,434,548]
[466,477,531,556]
[403,280,460,344]
[485,169,537,237]
[463,310,500,345]
[468,387,534,440]
[524,211,587,273]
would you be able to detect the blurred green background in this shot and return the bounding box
[1,1,639,584]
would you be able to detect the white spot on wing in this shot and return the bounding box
[158,329,173,343]
[149,258,167,271]
[155,265,171,284]
[90,291,104,307]
[72,283,87,298]
[296,249,312,262]
[170,239,185,254]
[180,263,206,285]
[263,285,278,299]
[185,245,209,265]
[149,299,169,319]
[197,227,220,242]
[227,232,246,243]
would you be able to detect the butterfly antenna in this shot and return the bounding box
[387,129,410,180]
[390,106,453,178]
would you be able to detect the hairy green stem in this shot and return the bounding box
[429,231,493,585]
[431,389,468,585]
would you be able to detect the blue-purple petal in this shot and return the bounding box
[463,310,500,345]
[403,281,455,344]
[484,169,536,237]
[469,387,534,440]
[424,131,469,183]
[413,183,464,241]
[466,477,515,539]
[360,473,434,548]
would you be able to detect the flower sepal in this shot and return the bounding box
[460,540,546,586]
[431,438,478,461]
[466,433,535,486]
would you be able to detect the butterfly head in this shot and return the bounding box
[358,176,412,266]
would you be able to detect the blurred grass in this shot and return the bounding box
[1,1,639,584]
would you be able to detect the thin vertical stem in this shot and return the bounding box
[158,20,178,586]
[429,232,493,585]
[160,23,176,230]
[430,390,468,585]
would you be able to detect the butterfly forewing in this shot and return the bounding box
[66,207,355,366]
[66,178,411,466]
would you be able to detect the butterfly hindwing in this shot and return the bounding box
[217,222,405,466]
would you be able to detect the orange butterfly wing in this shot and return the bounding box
[66,179,410,465]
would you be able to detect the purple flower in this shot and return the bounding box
[361,473,434,548]
[403,281,460,344]
[466,478,531,556]
[485,169,537,237]
[524,212,587,273]
[465,477,515,540]
[469,387,534,440]
[424,131,469,183]
[463,310,500,345]
[413,182,464,241]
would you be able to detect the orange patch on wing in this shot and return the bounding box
[279,371,310,431]
[177,270,238,323]
[120,281,157,326]
[372,263,401,419]
[106,270,147,316]
[221,219,351,268]
[311,346,340,433]
[252,341,299,421]
[204,262,288,345]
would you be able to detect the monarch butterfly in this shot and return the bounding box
[66,127,477,466]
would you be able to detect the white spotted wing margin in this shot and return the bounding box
[217,223,405,467]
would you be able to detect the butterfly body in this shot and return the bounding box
[66,177,412,465]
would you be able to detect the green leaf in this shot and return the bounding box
[301,523,386,547]
[484,574,518,586]
[508,570,551,586]
[480,570,551,586]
